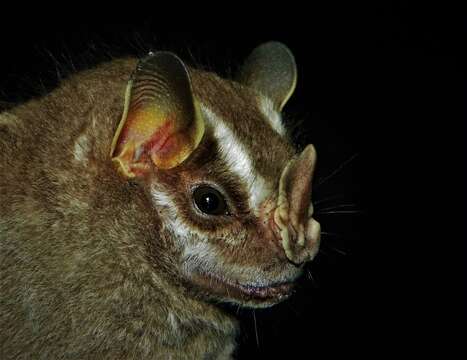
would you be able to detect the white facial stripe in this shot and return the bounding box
[151,188,193,240]
[202,106,253,186]
[249,174,271,211]
[152,189,227,278]
[151,190,222,285]
[201,105,270,209]
[259,96,286,136]
[151,187,217,262]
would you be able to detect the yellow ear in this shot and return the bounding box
[110,52,205,178]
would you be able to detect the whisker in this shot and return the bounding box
[323,245,348,256]
[316,204,359,212]
[315,210,364,215]
[285,303,301,319]
[285,302,301,318]
[320,231,342,237]
[315,152,359,188]
[252,310,260,349]
[313,194,345,206]
[320,243,348,256]
[306,269,318,287]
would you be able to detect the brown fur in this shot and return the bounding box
[0,50,316,359]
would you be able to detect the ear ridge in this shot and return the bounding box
[237,41,297,111]
[111,52,205,177]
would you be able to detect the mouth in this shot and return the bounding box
[189,271,296,306]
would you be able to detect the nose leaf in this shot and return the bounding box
[274,144,321,265]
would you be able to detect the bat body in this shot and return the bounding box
[0,43,320,359]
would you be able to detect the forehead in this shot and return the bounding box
[189,69,295,181]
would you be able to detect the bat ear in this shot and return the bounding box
[237,41,297,111]
[110,52,205,178]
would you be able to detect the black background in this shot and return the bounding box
[0,3,461,358]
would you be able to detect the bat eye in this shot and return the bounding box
[193,186,228,216]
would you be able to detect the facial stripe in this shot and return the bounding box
[201,105,270,210]
[151,187,223,278]
[152,190,220,270]
[151,188,192,240]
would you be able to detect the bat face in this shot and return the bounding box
[111,46,321,308]
[149,114,318,307]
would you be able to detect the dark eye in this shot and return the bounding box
[193,186,228,216]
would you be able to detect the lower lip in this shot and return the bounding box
[192,272,295,302]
